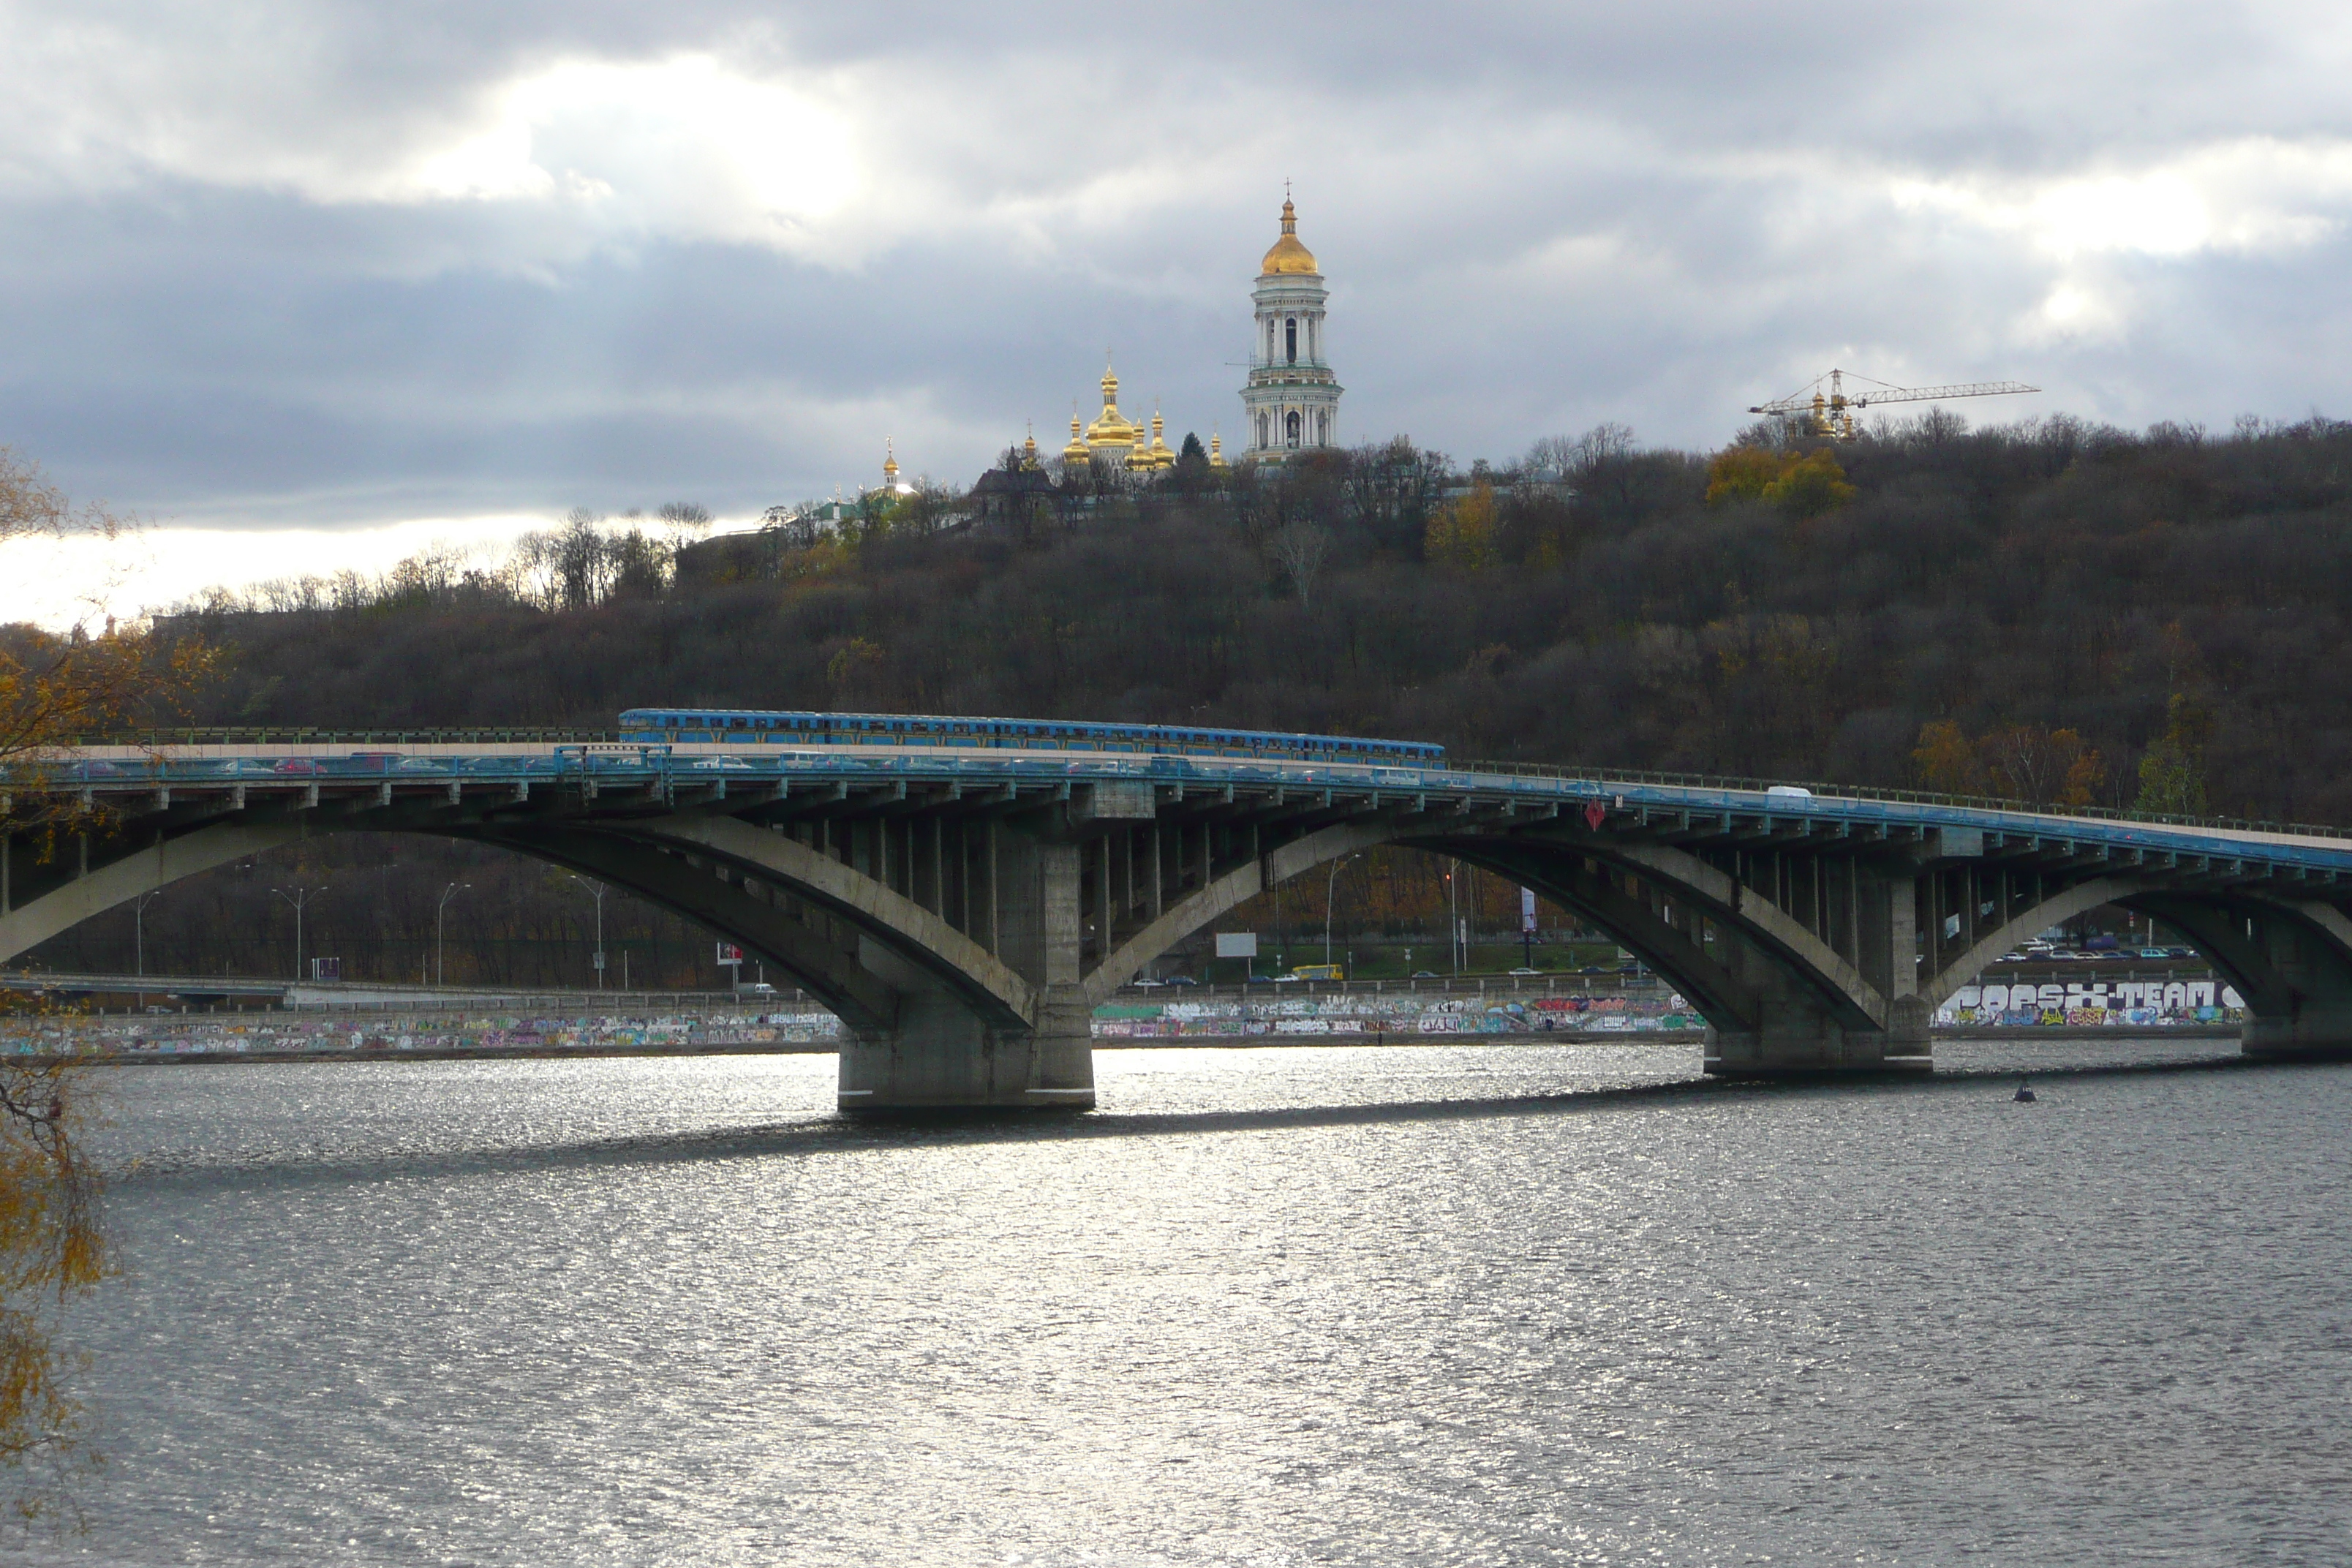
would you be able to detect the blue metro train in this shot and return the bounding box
[617,708,1446,764]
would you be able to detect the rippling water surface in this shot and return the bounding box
[17,1039,2352,1565]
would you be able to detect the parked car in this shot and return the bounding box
[1411,970,1440,979]
[1162,975,1200,987]
[1507,967,1542,976]
[2138,948,2169,960]
[1131,979,1165,989]
[2164,946,2195,958]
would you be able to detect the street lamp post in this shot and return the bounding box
[132,889,162,1009]
[269,886,326,983]
[1447,860,1462,975]
[568,875,608,989]
[1324,853,1360,967]
[436,881,472,987]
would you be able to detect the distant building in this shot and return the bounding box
[758,445,918,545]
[1240,196,1342,461]
[970,432,1061,524]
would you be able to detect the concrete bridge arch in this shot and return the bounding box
[9,748,2352,1109]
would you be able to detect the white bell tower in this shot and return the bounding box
[1240,194,1342,461]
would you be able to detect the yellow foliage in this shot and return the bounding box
[0,449,160,1515]
[2059,745,2109,807]
[1424,480,1499,569]
[1911,720,1979,794]
[1918,719,2112,807]
[1704,447,1787,505]
[1705,445,1857,518]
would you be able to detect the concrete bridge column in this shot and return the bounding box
[2189,900,2352,1064]
[1703,862,1930,1076]
[836,829,1095,1114]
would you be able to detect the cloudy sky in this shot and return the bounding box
[4,1,2351,621]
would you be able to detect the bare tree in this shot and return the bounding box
[1269,521,1333,608]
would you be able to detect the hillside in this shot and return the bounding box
[162,414,2352,827]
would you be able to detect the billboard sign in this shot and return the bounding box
[1213,932,1259,959]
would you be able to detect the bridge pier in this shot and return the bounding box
[834,996,1096,1111]
[2138,897,2352,1066]
[835,832,1097,1113]
[1701,995,1932,1077]
[1679,857,1933,1077]
[2239,1014,2352,1063]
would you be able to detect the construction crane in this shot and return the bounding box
[1748,368,2040,439]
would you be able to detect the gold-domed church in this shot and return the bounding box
[1063,358,1184,472]
[1019,196,1332,484]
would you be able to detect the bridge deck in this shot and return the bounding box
[21,742,2352,875]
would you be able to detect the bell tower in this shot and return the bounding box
[1240,192,1342,461]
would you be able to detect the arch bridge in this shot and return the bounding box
[8,734,2352,1110]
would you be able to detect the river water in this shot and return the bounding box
[16,1039,2351,1565]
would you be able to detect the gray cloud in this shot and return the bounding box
[1,0,2350,576]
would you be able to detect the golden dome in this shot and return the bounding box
[1082,355,1141,449]
[1209,431,1228,470]
[882,438,899,481]
[1259,197,1318,276]
[1062,409,1090,464]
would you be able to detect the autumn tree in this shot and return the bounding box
[2135,694,2212,818]
[1424,479,1499,569]
[1705,445,1856,517]
[0,447,185,1516]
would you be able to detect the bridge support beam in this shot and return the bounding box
[836,835,1096,1113]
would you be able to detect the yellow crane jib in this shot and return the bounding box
[1746,369,2040,439]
